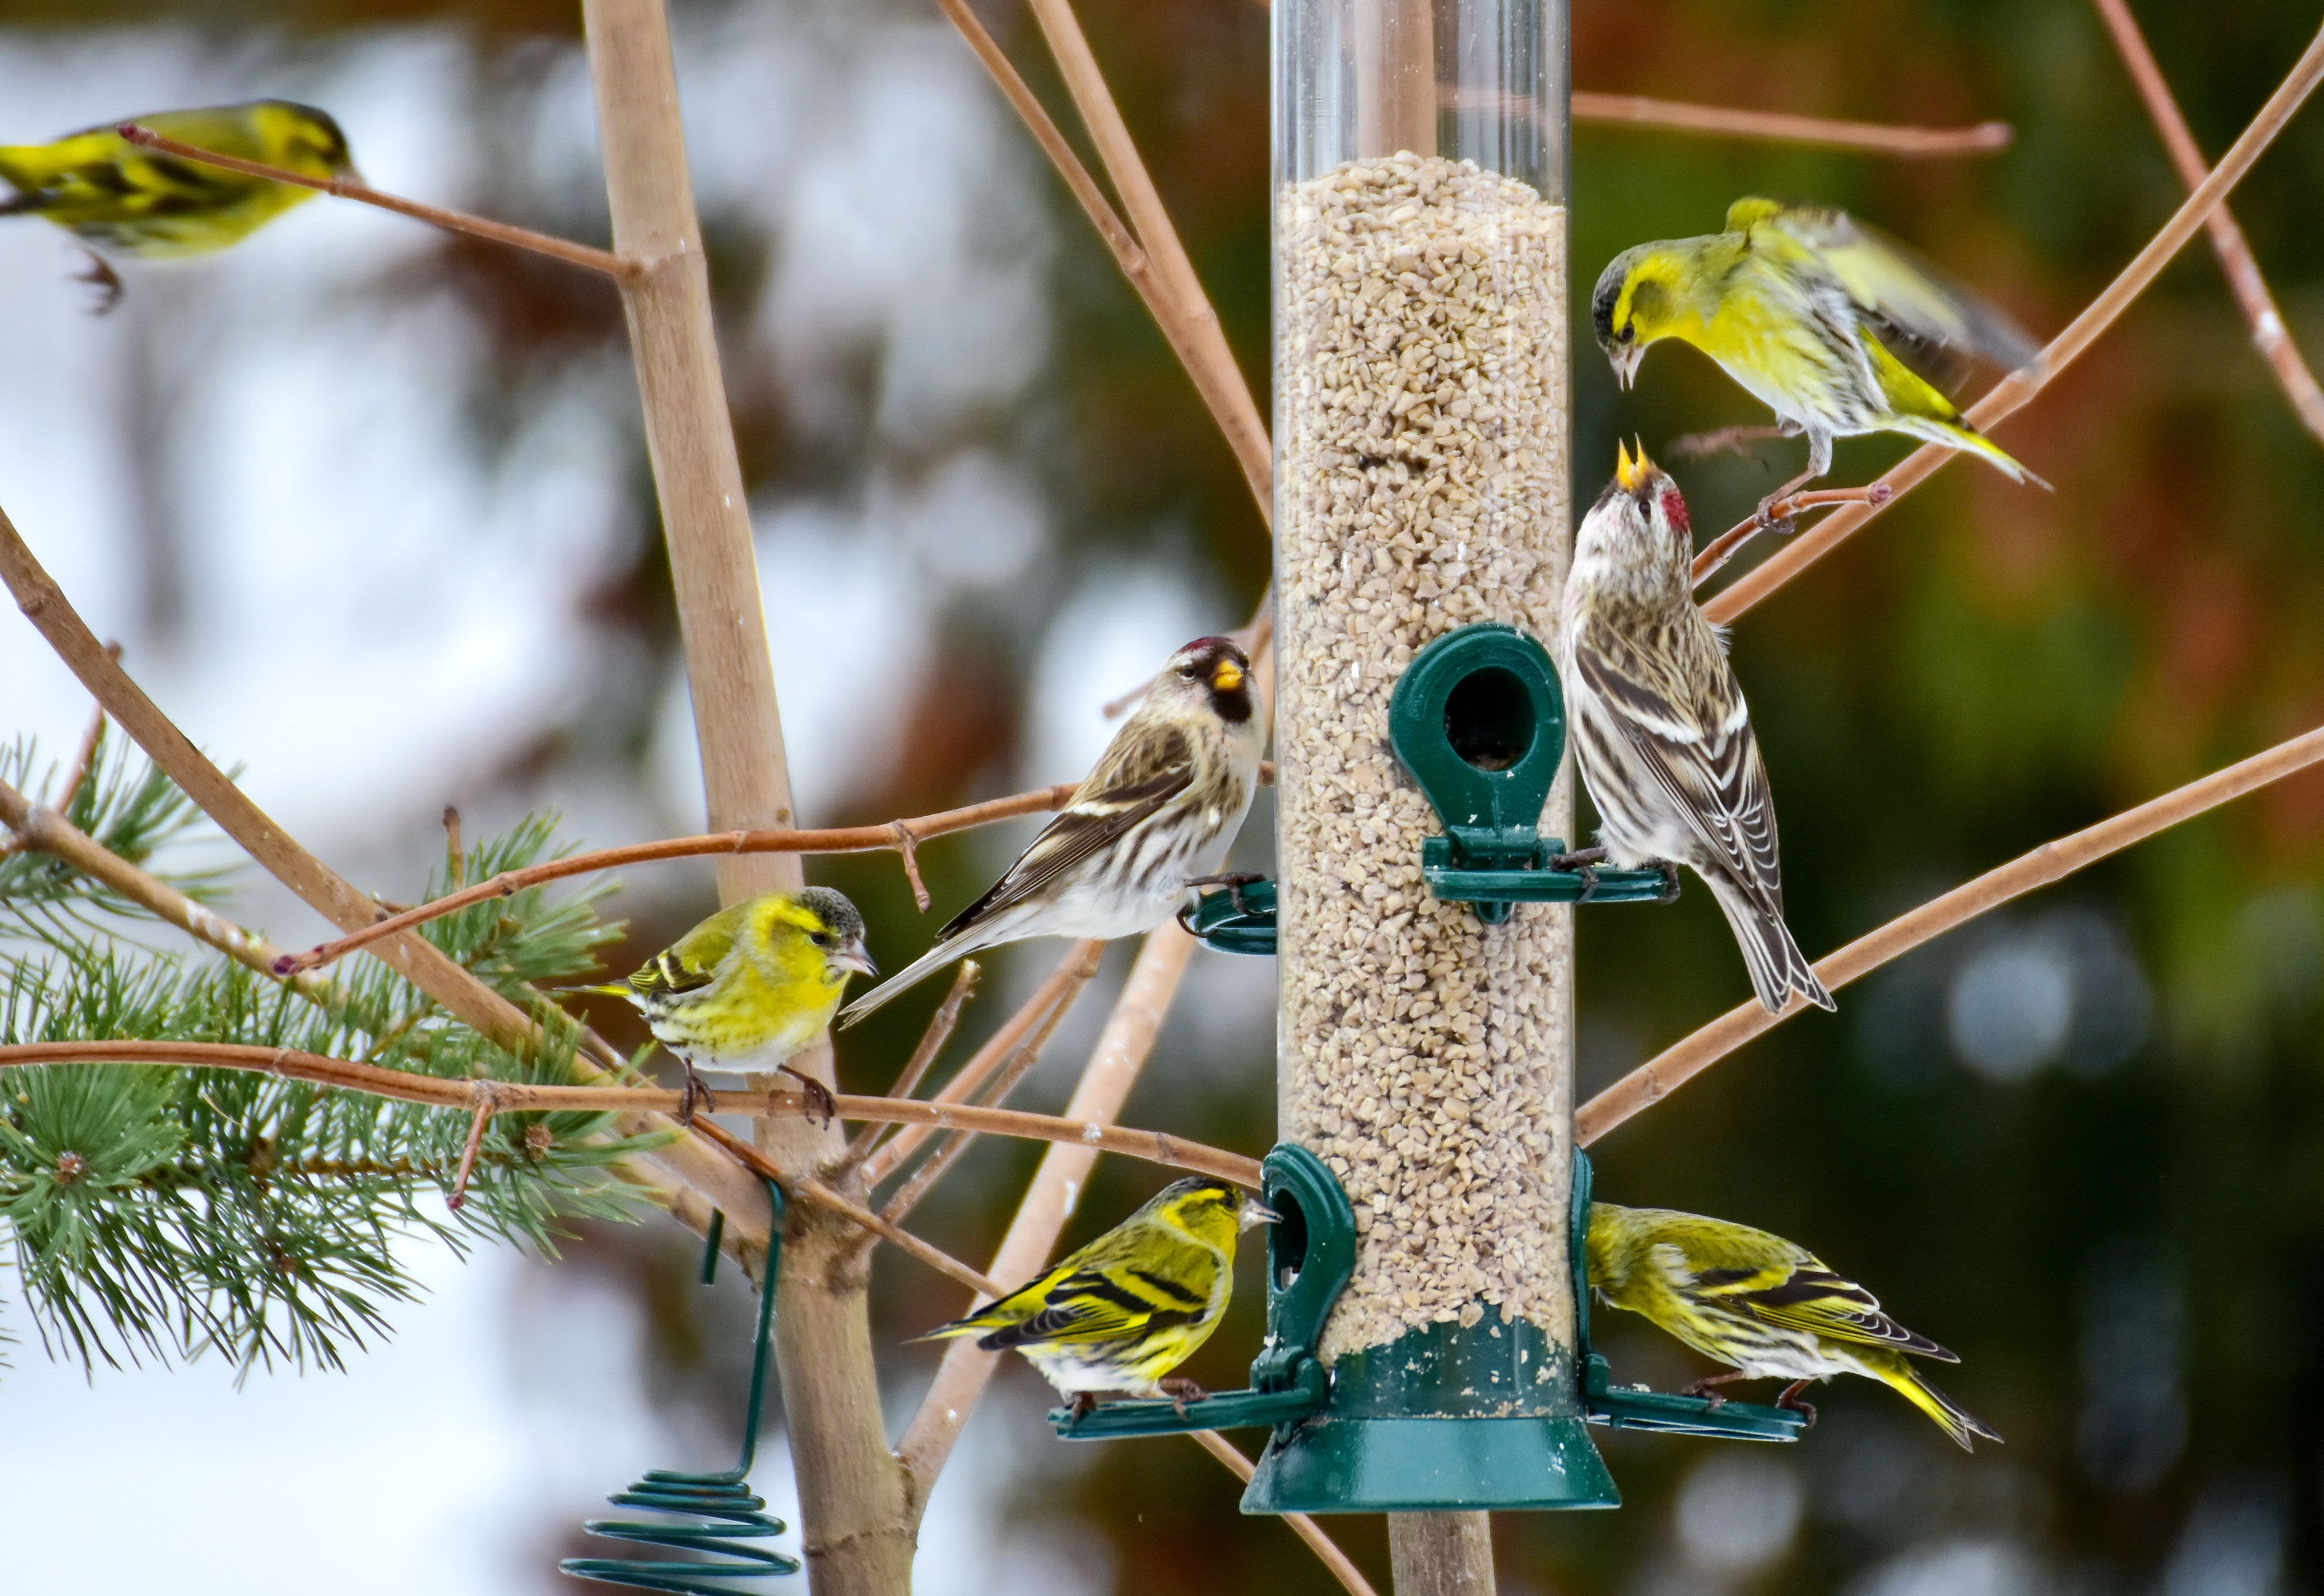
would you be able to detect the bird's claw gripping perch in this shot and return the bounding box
[778,1064,837,1130]
[1655,860,1683,903]
[1157,1376,1206,1418]
[1547,847,1608,904]
[674,1064,717,1129]
[1186,872,1265,919]
[76,251,123,316]
[1776,1381,1819,1429]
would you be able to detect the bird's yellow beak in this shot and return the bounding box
[1614,437,1654,494]
[1238,1196,1281,1231]
[835,937,878,981]
[1211,659,1245,693]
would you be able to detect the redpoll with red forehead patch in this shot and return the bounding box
[1561,444,1832,1014]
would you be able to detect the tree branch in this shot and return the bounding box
[0,502,778,1266]
[2088,0,2324,442]
[899,921,1200,1498]
[858,941,1104,1186]
[1706,21,2324,625]
[837,962,980,1171]
[1188,1429,1381,1596]
[1577,719,2324,1145]
[1000,0,1274,522]
[275,783,1082,976]
[0,1046,1265,1186]
[1571,92,2011,156]
[116,123,635,281]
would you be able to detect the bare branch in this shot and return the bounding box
[1007,0,1274,521]
[0,1045,1265,1187]
[899,922,1201,1497]
[1571,92,2011,157]
[1690,485,1893,590]
[1187,1430,1382,1596]
[276,783,1082,976]
[0,503,777,1250]
[1578,719,2324,1145]
[877,952,1093,1225]
[1708,21,2324,625]
[858,941,1105,1186]
[116,123,636,281]
[837,961,980,1171]
[2088,0,2324,441]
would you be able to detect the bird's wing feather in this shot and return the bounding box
[935,726,1196,941]
[629,902,747,996]
[1756,202,2039,372]
[1574,625,1783,903]
[1665,1218,1954,1360]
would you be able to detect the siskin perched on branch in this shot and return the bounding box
[572,887,873,1127]
[1592,196,2042,518]
[915,1176,1275,1415]
[0,100,357,309]
[842,637,1264,1025]
[1588,1200,2001,1450]
[1562,444,1832,1014]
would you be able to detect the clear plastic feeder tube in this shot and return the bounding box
[1270,0,1581,1391]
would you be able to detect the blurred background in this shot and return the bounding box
[2,0,2322,1591]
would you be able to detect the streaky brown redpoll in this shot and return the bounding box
[1561,442,1832,1014]
[841,636,1265,1025]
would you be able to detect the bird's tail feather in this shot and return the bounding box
[1879,1358,2003,1452]
[1706,876,1835,1015]
[1896,414,2051,490]
[839,937,975,1028]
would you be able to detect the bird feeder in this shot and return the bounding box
[1266,0,1612,1514]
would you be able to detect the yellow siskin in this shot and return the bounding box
[0,101,357,307]
[575,887,873,1126]
[1588,1200,2001,1450]
[916,1176,1275,1415]
[841,636,1265,1025]
[1592,196,2042,514]
[1563,444,1832,1014]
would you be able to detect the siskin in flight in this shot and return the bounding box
[1562,443,1832,1014]
[841,636,1265,1025]
[0,100,357,309]
[1587,1200,2001,1450]
[1592,196,2042,515]
[916,1176,1275,1415]
[575,887,874,1127]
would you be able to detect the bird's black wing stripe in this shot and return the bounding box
[1126,1268,1209,1311]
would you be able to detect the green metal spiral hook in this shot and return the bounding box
[561,1181,802,1590]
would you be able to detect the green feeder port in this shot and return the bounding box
[1574,1153,1807,1444]
[1052,1151,1803,1484]
[1389,623,1677,923]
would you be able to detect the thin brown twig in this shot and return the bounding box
[1690,485,1895,590]
[899,921,1202,1493]
[1577,719,2324,1145]
[117,123,637,282]
[444,1098,495,1211]
[2089,0,2324,442]
[1571,91,2011,157]
[0,505,776,1246]
[0,1044,1266,1186]
[53,664,116,807]
[1011,0,1274,521]
[890,820,930,911]
[837,961,980,1171]
[858,941,1106,1186]
[877,959,1089,1226]
[1708,22,2324,625]
[443,805,464,888]
[1187,1430,1381,1596]
[275,783,1081,976]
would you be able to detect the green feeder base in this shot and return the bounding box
[1242,1308,1620,1514]
[1243,1412,1618,1515]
